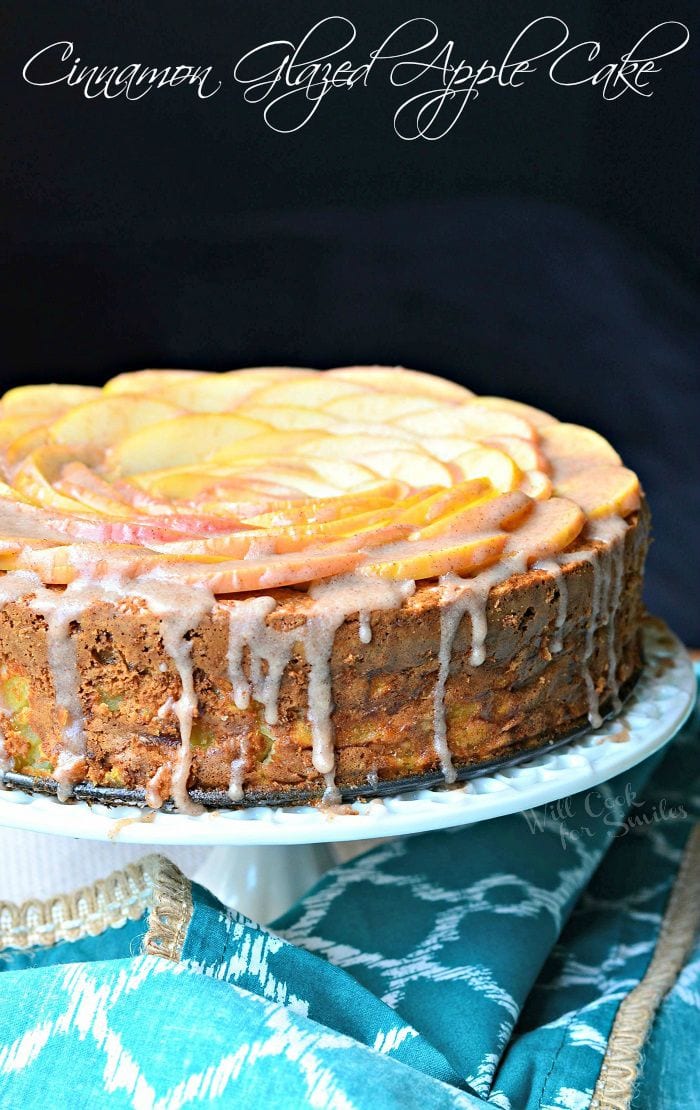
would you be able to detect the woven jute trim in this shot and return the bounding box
[0,854,161,951]
[142,854,193,962]
[591,823,700,1110]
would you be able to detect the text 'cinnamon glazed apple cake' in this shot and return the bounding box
[0,367,647,812]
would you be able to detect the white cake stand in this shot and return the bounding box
[0,620,695,921]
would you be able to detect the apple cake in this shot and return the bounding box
[0,366,647,812]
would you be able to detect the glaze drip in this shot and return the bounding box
[533,558,568,653]
[557,515,627,727]
[433,556,528,782]
[224,574,414,803]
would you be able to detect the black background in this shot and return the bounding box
[1,2,698,639]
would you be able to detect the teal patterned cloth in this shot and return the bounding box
[1,670,698,1109]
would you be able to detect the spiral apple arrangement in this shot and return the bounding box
[0,366,641,590]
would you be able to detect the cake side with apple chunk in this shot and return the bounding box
[0,366,646,811]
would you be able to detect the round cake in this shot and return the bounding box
[0,367,647,812]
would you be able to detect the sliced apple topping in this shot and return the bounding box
[503,498,586,563]
[555,466,641,519]
[48,397,182,450]
[106,414,271,476]
[361,533,507,581]
[540,424,621,480]
[327,365,474,402]
[0,368,640,593]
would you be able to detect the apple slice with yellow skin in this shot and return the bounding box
[503,497,585,563]
[0,383,101,414]
[4,424,54,471]
[294,432,411,461]
[421,435,479,462]
[327,365,474,402]
[0,414,53,455]
[223,366,318,382]
[360,449,453,489]
[555,466,640,519]
[103,369,207,396]
[106,413,271,476]
[244,375,364,410]
[238,404,344,431]
[539,424,621,481]
[48,397,182,451]
[396,404,536,441]
[480,435,548,474]
[324,393,442,423]
[246,482,405,527]
[361,532,507,581]
[209,430,326,465]
[519,471,553,500]
[148,509,412,558]
[12,446,102,514]
[396,479,492,526]
[158,374,273,413]
[450,446,521,492]
[416,491,533,540]
[470,396,558,429]
[227,459,376,499]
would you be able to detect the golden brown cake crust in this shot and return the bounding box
[0,505,648,806]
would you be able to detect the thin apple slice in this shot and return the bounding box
[48,397,182,451]
[27,540,368,592]
[325,393,442,423]
[360,449,453,489]
[210,431,326,465]
[470,396,558,429]
[480,436,548,474]
[103,369,207,396]
[0,414,52,455]
[228,459,373,499]
[244,375,364,410]
[540,424,622,480]
[51,462,135,518]
[519,472,553,500]
[246,482,404,527]
[361,532,507,581]
[416,491,533,539]
[0,384,101,414]
[12,446,101,513]
[396,403,535,441]
[223,366,318,382]
[294,432,411,461]
[396,479,492,526]
[106,413,270,476]
[503,497,585,562]
[4,424,54,471]
[298,457,380,492]
[451,446,520,492]
[555,466,641,519]
[239,404,344,431]
[421,435,479,462]
[327,365,474,402]
[158,375,270,413]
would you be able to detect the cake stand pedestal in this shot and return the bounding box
[0,621,695,922]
